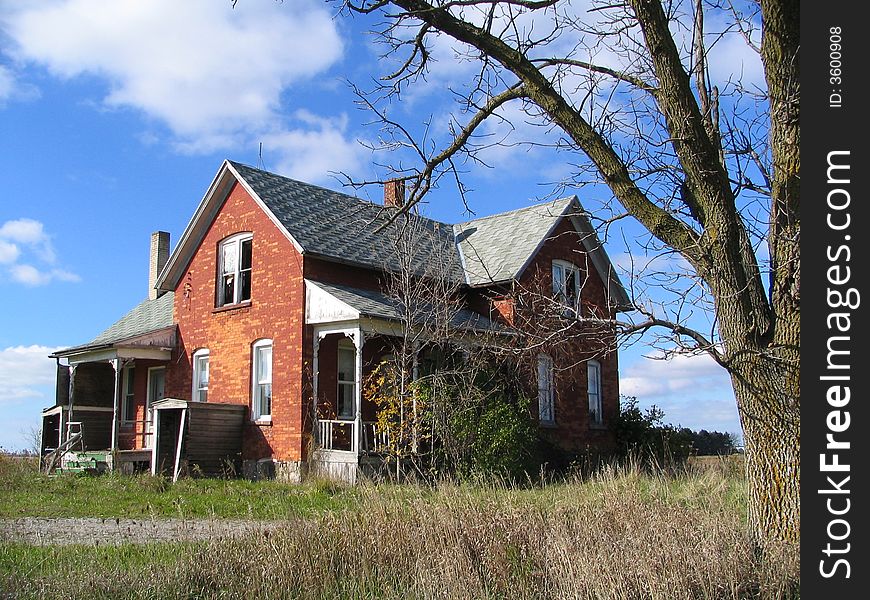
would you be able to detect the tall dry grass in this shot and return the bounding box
[3,462,798,599]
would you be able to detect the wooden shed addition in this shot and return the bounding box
[151,398,246,481]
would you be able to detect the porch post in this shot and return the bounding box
[67,364,77,431]
[353,326,365,455]
[312,330,321,447]
[110,358,122,452]
[411,341,420,453]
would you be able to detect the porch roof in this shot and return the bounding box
[306,280,506,334]
[51,292,176,361]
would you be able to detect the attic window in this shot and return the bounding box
[552,260,582,315]
[217,234,252,307]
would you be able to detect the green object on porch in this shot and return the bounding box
[57,451,111,475]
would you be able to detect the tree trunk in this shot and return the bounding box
[729,348,800,546]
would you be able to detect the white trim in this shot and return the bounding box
[192,349,210,403]
[336,341,356,420]
[251,339,273,422]
[146,366,166,446]
[217,232,253,307]
[587,360,603,425]
[552,258,583,314]
[305,280,360,324]
[156,160,306,294]
[225,162,305,254]
[121,365,136,423]
[537,354,555,424]
[65,347,172,365]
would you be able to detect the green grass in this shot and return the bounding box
[0,456,368,519]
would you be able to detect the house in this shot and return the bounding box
[40,160,631,482]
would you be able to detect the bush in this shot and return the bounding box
[446,387,541,481]
[612,396,693,466]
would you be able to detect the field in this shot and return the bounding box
[0,455,798,599]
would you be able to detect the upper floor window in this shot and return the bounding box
[217,234,252,307]
[552,260,582,314]
[252,339,272,422]
[537,354,554,423]
[192,349,209,402]
[588,360,602,425]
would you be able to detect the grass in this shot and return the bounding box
[0,455,364,519]
[0,454,798,599]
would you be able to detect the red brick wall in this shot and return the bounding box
[118,359,166,451]
[164,181,305,462]
[514,217,620,452]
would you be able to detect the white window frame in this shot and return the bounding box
[337,341,356,420]
[217,233,253,307]
[588,360,603,425]
[552,259,582,314]
[252,339,273,422]
[146,366,166,415]
[537,354,554,423]
[121,366,136,423]
[192,349,209,403]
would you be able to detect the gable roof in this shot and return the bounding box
[454,198,574,286]
[52,292,175,357]
[454,197,631,309]
[156,160,630,310]
[156,161,464,292]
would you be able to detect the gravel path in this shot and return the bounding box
[0,517,281,546]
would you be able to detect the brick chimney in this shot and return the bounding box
[149,231,170,300]
[384,178,405,208]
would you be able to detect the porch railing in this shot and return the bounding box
[316,419,390,454]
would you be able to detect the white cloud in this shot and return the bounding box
[0,345,60,403]
[0,64,14,101]
[620,352,727,399]
[3,0,342,137]
[9,264,81,286]
[262,111,369,183]
[0,240,20,264]
[0,218,80,286]
[1,0,367,181]
[620,352,740,433]
[0,62,40,104]
[0,217,56,263]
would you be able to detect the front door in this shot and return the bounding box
[146,367,166,448]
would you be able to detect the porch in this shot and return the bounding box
[42,318,176,474]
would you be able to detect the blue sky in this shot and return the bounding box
[0,0,745,451]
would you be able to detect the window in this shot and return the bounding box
[192,349,209,402]
[537,354,554,423]
[252,340,272,421]
[121,366,136,423]
[217,234,253,307]
[552,260,582,314]
[147,367,165,414]
[337,342,356,419]
[588,360,603,425]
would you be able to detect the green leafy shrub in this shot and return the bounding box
[612,396,693,466]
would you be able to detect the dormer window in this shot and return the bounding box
[552,260,582,314]
[217,234,252,307]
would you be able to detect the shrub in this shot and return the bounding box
[612,396,693,466]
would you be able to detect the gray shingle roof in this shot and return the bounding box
[454,198,574,286]
[90,292,175,344]
[311,280,504,333]
[230,162,465,282]
[54,293,175,356]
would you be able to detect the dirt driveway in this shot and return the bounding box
[0,517,280,545]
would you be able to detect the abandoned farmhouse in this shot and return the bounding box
[40,160,630,482]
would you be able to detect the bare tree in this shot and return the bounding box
[339,0,799,548]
